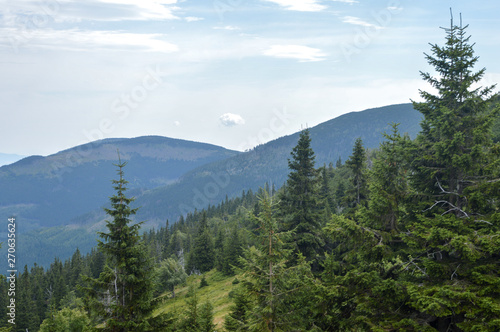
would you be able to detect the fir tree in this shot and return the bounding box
[17,265,39,331]
[240,192,313,331]
[213,229,225,272]
[317,127,414,330]
[403,14,500,330]
[70,248,85,297]
[199,275,208,289]
[224,288,251,331]
[179,286,200,331]
[198,302,216,332]
[279,129,323,263]
[187,212,214,274]
[344,137,368,209]
[362,123,412,232]
[222,226,243,276]
[84,155,155,331]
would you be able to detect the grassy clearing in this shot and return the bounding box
[154,269,238,329]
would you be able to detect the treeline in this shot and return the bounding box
[0,188,261,331]
[0,137,374,331]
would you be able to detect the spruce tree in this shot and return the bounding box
[404,15,500,330]
[411,13,498,212]
[279,129,322,263]
[187,212,214,274]
[362,124,412,232]
[240,192,313,331]
[179,286,200,331]
[17,265,39,331]
[84,156,155,331]
[317,126,415,330]
[70,248,85,297]
[344,137,368,209]
[224,288,251,331]
[222,226,243,276]
[198,302,217,332]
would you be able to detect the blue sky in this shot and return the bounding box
[1,0,499,156]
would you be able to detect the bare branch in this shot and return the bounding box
[474,219,493,225]
[435,177,460,196]
[423,199,470,218]
[451,264,460,280]
[403,260,428,278]
[422,200,449,212]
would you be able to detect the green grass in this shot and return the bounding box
[154,269,237,329]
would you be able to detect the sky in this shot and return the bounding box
[1,0,500,156]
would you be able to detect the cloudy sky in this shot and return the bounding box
[1,0,499,156]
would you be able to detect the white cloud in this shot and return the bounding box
[0,28,179,53]
[263,0,327,12]
[331,0,358,3]
[213,26,240,30]
[263,44,327,62]
[342,16,381,29]
[219,113,246,127]
[387,6,403,12]
[185,16,204,22]
[80,0,179,20]
[0,0,180,24]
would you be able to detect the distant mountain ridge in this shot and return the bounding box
[0,135,239,231]
[3,103,423,268]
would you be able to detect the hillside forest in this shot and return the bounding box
[0,17,499,332]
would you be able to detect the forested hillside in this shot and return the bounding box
[1,17,499,332]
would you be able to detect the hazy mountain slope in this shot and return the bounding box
[136,103,421,220]
[0,136,239,230]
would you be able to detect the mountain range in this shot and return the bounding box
[1,103,423,267]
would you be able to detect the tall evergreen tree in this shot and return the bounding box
[279,129,323,263]
[240,192,313,331]
[222,226,243,276]
[70,248,85,297]
[403,15,500,330]
[362,124,412,232]
[411,14,498,212]
[17,265,39,331]
[344,137,368,209]
[198,302,217,332]
[316,126,415,330]
[319,164,335,221]
[187,212,215,274]
[84,156,155,331]
[224,288,251,331]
